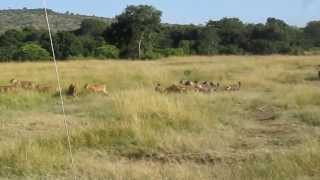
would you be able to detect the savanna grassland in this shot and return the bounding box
[0,56,320,179]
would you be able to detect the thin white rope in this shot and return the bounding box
[42,0,76,176]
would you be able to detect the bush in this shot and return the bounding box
[159,48,185,57]
[219,45,244,54]
[247,40,277,54]
[95,44,120,59]
[13,43,50,61]
[142,51,163,60]
[274,41,291,54]
[178,40,194,55]
[290,46,305,55]
[0,46,18,62]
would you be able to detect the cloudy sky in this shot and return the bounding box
[1,0,319,26]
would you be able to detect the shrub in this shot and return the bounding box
[290,46,305,55]
[178,40,194,55]
[274,41,291,54]
[159,48,185,57]
[219,45,244,54]
[142,51,163,60]
[293,109,320,127]
[248,40,277,54]
[0,46,18,62]
[13,43,50,61]
[95,44,120,59]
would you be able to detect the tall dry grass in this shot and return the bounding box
[0,55,319,179]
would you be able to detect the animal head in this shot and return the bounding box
[69,83,77,90]
[179,80,187,85]
[70,82,77,87]
[10,78,19,84]
[185,80,193,86]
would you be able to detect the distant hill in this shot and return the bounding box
[0,8,113,34]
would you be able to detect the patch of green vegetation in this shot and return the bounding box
[293,108,320,127]
[0,91,52,111]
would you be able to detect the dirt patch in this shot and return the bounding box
[254,105,277,121]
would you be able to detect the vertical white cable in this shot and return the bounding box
[42,0,76,178]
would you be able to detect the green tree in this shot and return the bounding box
[304,21,320,47]
[178,40,196,55]
[13,43,50,61]
[208,18,247,54]
[22,27,45,43]
[0,29,25,47]
[106,5,162,59]
[80,36,104,57]
[55,32,83,59]
[95,44,120,59]
[76,19,108,37]
[196,26,220,55]
[0,47,18,62]
[246,18,303,54]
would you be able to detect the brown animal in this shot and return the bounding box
[67,83,78,97]
[212,82,220,91]
[179,80,195,87]
[0,85,17,93]
[10,78,36,89]
[84,84,108,95]
[179,80,188,85]
[225,81,241,91]
[196,81,214,93]
[165,84,187,93]
[155,83,165,93]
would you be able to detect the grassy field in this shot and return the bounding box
[0,56,320,179]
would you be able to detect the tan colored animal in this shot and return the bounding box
[0,85,17,93]
[211,82,220,91]
[10,78,36,89]
[67,83,78,97]
[179,80,188,85]
[203,81,220,92]
[179,80,193,87]
[155,83,165,93]
[165,84,188,93]
[84,84,108,95]
[225,81,241,91]
[196,81,215,93]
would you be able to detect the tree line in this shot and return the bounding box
[0,5,320,62]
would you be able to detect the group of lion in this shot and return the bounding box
[0,79,108,96]
[155,80,242,94]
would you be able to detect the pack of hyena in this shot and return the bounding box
[0,79,108,96]
[155,80,241,94]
